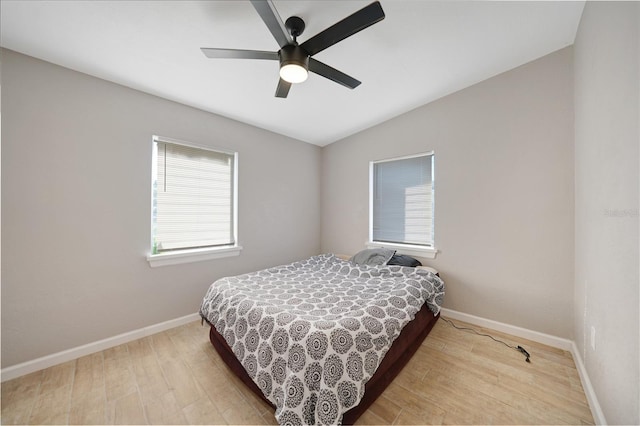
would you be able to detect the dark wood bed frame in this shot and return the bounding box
[207,303,439,424]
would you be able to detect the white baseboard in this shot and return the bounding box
[1,312,201,383]
[440,308,573,350]
[569,341,607,425]
[440,308,606,425]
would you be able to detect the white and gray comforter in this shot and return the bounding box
[199,253,444,425]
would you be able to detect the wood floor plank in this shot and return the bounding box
[126,336,155,359]
[39,360,75,395]
[182,397,227,425]
[28,383,72,425]
[107,392,147,425]
[150,330,181,363]
[1,371,43,425]
[354,408,388,425]
[143,390,189,425]
[159,359,203,409]
[394,406,446,425]
[129,349,171,401]
[68,397,106,425]
[382,382,446,420]
[68,352,106,425]
[367,394,402,424]
[70,352,105,401]
[104,345,137,402]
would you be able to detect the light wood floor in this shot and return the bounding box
[1,317,594,425]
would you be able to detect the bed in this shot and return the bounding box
[199,252,444,425]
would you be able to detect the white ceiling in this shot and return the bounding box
[1,1,584,146]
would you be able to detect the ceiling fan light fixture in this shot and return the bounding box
[279,45,309,84]
[280,63,308,83]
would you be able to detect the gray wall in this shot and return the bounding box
[321,47,575,338]
[574,2,639,424]
[1,49,321,368]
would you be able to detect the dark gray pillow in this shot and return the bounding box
[387,254,422,267]
[349,248,396,266]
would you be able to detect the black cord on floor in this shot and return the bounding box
[441,317,531,363]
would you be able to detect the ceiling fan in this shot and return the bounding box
[201,0,385,98]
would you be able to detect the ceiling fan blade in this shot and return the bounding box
[275,78,292,98]
[309,58,361,89]
[201,48,278,60]
[300,1,385,57]
[250,0,293,49]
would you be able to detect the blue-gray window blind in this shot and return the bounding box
[372,153,434,246]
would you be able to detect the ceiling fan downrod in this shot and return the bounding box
[285,16,305,42]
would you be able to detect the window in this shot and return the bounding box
[148,136,240,267]
[369,152,437,258]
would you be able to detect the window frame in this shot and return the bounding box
[367,151,438,259]
[146,135,241,267]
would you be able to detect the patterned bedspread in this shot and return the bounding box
[199,253,444,425]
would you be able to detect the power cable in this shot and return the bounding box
[441,317,531,363]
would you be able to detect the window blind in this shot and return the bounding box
[153,141,235,252]
[372,154,433,246]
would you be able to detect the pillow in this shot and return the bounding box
[349,248,396,266]
[387,254,422,267]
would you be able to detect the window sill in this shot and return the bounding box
[147,245,242,267]
[366,241,438,259]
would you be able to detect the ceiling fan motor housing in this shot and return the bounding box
[279,45,309,70]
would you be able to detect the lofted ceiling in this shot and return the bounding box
[0,1,585,146]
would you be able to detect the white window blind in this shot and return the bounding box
[372,153,434,247]
[152,138,236,253]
